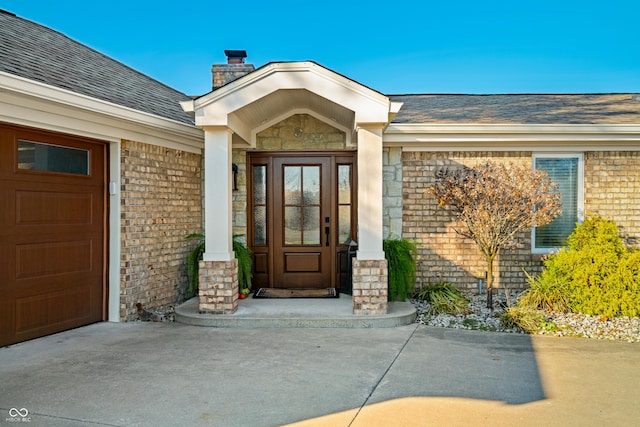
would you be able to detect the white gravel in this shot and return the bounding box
[411,291,640,343]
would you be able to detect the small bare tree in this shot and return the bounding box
[428,160,562,308]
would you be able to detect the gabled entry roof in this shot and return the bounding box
[181,61,402,145]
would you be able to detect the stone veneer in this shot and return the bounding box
[232,114,347,236]
[352,259,389,315]
[400,150,640,293]
[211,63,255,90]
[198,259,239,314]
[383,147,403,239]
[120,140,202,321]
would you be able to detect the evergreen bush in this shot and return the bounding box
[524,217,640,318]
[383,238,418,301]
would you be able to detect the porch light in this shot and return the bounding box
[232,163,238,191]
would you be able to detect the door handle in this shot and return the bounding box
[325,226,330,246]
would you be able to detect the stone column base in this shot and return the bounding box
[198,259,238,314]
[352,259,388,315]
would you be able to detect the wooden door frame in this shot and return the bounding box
[247,151,357,290]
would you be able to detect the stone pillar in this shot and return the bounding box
[354,125,388,315]
[199,259,238,314]
[352,259,388,315]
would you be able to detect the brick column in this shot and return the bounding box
[352,259,388,315]
[198,259,238,314]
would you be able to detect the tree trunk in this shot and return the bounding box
[486,255,495,309]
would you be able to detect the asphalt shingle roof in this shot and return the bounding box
[0,10,194,125]
[389,94,640,124]
[2,10,639,128]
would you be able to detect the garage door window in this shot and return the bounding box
[18,140,90,175]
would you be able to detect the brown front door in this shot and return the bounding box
[249,152,356,290]
[273,157,331,288]
[0,124,107,347]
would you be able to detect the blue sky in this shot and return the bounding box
[3,0,639,96]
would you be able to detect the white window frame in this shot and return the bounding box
[532,153,584,254]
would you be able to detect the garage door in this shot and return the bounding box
[1,124,107,347]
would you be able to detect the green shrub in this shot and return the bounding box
[384,238,418,301]
[233,237,253,293]
[186,233,205,298]
[518,269,571,313]
[500,306,554,333]
[415,282,470,315]
[530,217,640,318]
[567,216,625,254]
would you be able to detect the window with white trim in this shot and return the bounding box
[532,153,584,253]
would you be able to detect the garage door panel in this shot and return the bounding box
[15,285,95,334]
[16,190,94,225]
[16,240,94,279]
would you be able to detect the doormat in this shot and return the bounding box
[253,288,339,299]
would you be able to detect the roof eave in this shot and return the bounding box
[1,71,203,150]
[384,123,640,150]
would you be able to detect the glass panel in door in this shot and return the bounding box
[283,166,321,245]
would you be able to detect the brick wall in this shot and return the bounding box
[402,151,544,292]
[120,140,202,320]
[585,151,640,247]
[401,150,640,293]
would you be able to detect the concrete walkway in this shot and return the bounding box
[1,322,638,426]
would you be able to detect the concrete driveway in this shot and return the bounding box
[1,322,638,426]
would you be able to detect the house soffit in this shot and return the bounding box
[188,62,393,143]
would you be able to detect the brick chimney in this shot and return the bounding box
[211,50,255,90]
